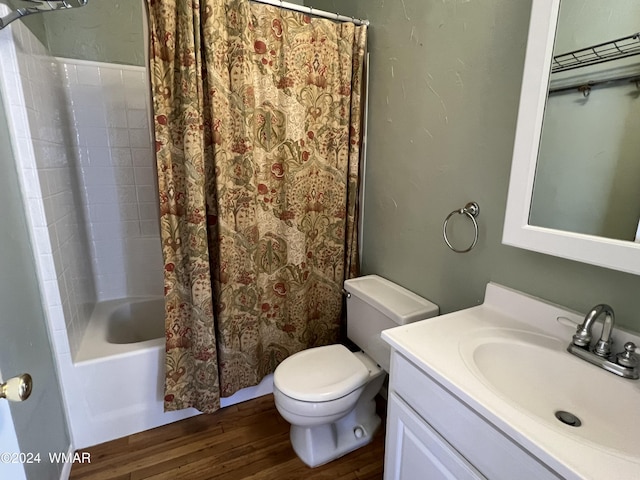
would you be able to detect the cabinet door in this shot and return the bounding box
[384,393,485,480]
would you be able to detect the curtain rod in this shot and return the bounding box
[548,72,640,96]
[0,1,368,31]
[251,0,369,26]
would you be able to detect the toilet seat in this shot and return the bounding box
[274,344,370,402]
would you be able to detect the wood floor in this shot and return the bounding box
[70,394,386,480]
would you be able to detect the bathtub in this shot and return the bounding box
[69,298,273,449]
[76,298,166,361]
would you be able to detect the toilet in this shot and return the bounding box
[273,275,439,467]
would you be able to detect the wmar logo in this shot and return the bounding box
[49,452,91,464]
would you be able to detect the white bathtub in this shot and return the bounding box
[69,298,273,449]
[76,298,166,361]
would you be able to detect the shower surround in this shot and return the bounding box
[0,9,274,449]
[0,12,185,447]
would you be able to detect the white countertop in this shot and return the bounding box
[382,283,640,480]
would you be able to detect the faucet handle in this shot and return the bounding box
[616,342,638,369]
[572,325,592,347]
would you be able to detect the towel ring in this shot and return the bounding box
[443,202,480,253]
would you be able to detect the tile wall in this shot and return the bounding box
[0,41,163,360]
[60,58,163,301]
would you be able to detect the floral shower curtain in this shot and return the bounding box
[147,0,367,413]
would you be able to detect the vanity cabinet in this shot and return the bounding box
[384,351,561,480]
[385,392,484,479]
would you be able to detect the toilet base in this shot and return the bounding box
[290,400,381,467]
[289,373,385,468]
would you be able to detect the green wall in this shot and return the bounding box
[43,0,146,66]
[307,0,640,333]
[5,0,145,65]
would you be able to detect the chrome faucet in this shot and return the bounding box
[568,304,639,380]
[572,304,615,357]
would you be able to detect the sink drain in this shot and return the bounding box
[555,410,582,427]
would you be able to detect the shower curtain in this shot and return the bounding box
[147,0,367,413]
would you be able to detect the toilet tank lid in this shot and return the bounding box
[344,275,439,325]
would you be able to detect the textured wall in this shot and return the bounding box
[43,0,146,66]
[307,0,640,332]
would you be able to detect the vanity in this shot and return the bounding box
[382,283,640,479]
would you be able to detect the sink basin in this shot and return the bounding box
[461,328,640,458]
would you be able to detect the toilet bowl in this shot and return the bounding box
[273,275,439,467]
[274,345,385,467]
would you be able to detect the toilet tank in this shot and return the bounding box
[344,275,439,372]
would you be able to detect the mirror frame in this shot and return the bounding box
[503,0,640,276]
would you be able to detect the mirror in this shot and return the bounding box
[503,0,640,275]
[531,0,640,242]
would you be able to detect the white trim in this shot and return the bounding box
[502,0,640,275]
[358,52,370,267]
[54,56,146,71]
[59,443,74,480]
[250,0,369,26]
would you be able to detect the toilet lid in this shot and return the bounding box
[274,344,370,402]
